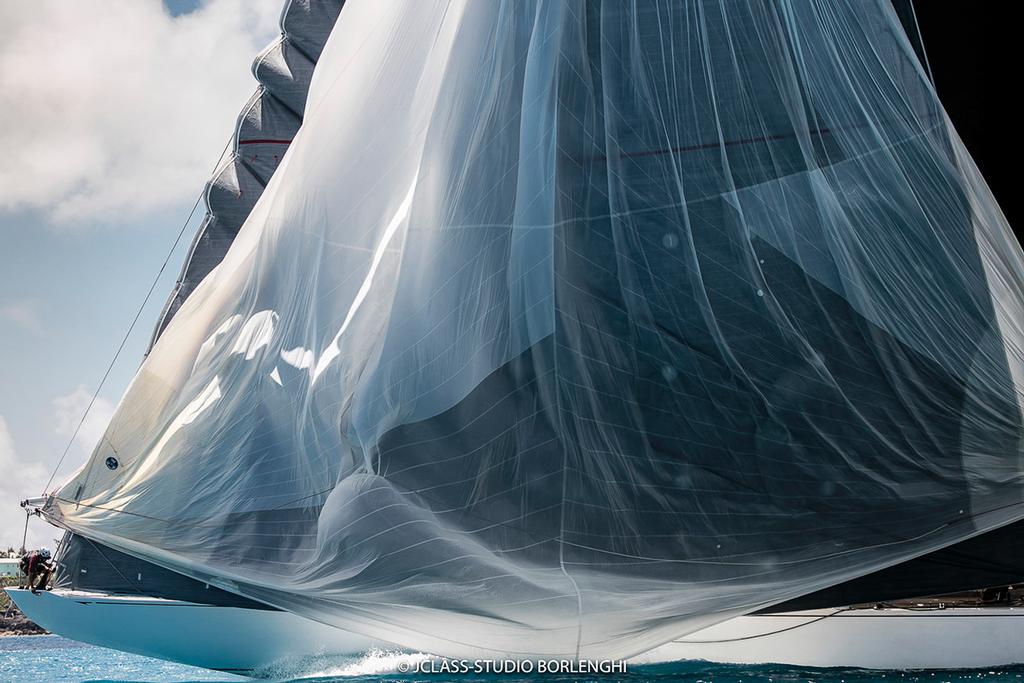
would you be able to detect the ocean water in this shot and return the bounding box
[4,635,1024,683]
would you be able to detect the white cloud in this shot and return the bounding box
[0,416,53,551]
[53,385,117,457]
[0,300,43,334]
[0,0,281,225]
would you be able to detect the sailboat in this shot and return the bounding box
[9,0,1024,673]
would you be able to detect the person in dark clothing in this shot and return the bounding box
[19,547,52,594]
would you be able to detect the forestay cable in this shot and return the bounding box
[42,141,232,494]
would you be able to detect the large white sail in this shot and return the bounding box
[43,0,1024,660]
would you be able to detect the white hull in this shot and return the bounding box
[4,588,386,674]
[640,606,1024,669]
[9,588,1024,672]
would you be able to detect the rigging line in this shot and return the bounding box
[42,139,234,496]
[19,509,30,554]
[50,496,213,527]
[81,534,148,596]
[671,607,853,644]
[906,0,934,85]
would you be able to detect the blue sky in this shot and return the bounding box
[0,0,280,549]
[165,0,204,14]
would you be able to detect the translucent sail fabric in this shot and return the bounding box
[46,0,1024,659]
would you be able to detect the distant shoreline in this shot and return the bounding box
[1,579,47,636]
[0,610,47,636]
[0,603,48,635]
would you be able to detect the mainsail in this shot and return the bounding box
[42,0,1024,660]
[149,0,346,346]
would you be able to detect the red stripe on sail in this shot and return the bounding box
[238,139,292,145]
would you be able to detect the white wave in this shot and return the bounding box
[318,648,434,677]
[254,648,434,680]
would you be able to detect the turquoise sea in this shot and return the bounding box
[5,635,1024,683]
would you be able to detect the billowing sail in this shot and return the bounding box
[44,0,1024,660]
